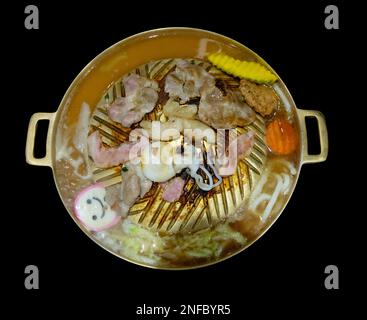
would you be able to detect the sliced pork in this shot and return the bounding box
[198,83,256,129]
[236,131,255,158]
[120,162,153,215]
[162,177,186,202]
[108,74,159,127]
[105,184,122,209]
[216,131,255,176]
[165,60,215,103]
[88,131,139,168]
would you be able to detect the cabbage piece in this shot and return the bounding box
[98,219,247,264]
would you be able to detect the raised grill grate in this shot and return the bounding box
[89,59,267,234]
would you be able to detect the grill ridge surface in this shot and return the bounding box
[89,58,267,234]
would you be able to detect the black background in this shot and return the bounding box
[3,0,361,317]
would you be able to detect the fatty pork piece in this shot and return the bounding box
[104,163,152,216]
[119,162,153,215]
[108,74,159,127]
[198,83,256,129]
[163,99,198,119]
[161,176,186,203]
[165,60,215,103]
[239,79,279,117]
[216,131,255,176]
[88,131,143,168]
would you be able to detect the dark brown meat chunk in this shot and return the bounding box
[239,79,279,117]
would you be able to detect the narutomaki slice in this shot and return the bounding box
[74,183,121,232]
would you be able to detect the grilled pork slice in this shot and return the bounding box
[162,176,186,203]
[165,59,215,103]
[119,162,152,215]
[108,74,159,127]
[216,131,255,176]
[198,83,256,129]
[87,131,142,168]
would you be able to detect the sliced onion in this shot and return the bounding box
[262,175,283,222]
[190,171,213,191]
[73,102,91,154]
[281,173,291,194]
[186,163,224,192]
[251,172,268,202]
[249,193,272,211]
[277,159,297,175]
[208,163,222,188]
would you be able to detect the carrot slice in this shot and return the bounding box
[266,118,298,155]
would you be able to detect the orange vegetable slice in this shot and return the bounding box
[266,118,298,155]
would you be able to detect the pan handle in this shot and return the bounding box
[298,109,328,165]
[25,112,56,167]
